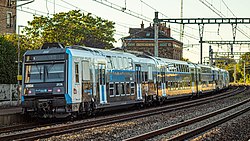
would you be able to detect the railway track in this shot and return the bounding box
[124,86,250,141]
[0,86,245,141]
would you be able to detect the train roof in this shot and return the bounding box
[67,45,138,59]
[24,48,66,55]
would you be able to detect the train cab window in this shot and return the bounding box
[126,82,130,95]
[109,83,114,97]
[115,83,120,96]
[75,63,79,83]
[131,82,135,95]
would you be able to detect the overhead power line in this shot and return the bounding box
[92,0,152,22]
[199,0,250,40]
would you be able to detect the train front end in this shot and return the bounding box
[21,46,69,118]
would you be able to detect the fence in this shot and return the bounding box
[0,84,19,107]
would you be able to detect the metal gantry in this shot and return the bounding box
[201,40,250,44]
[153,11,250,63]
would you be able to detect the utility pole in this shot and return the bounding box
[244,60,246,85]
[234,64,237,83]
[17,25,25,104]
[180,0,184,41]
[154,12,159,57]
[159,17,250,64]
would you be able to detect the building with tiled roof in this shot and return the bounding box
[123,22,183,60]
[0,0,16,34]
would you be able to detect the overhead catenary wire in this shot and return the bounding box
[199,0,250,40]
[16,0,131,38]
[92,0,152,22]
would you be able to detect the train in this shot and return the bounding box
[21,43,230,118]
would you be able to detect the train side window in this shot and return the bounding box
[131,82,135,95]
[145,72,148,82]
[169,82,171,90]
[126,82,130,95]
[106,56,113,69]
[118,57,123,69]
[75,62,79,83]
[148,66,153,80]
[128,58,133,69]
[121,82,125,96]
[109,82,114,97]
[82,61,90,81]
[115,82,120,96]
[112,57,117,69]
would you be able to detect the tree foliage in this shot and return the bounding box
[0,35,17,84]
[24,10,116,49]
[215,52,250,84]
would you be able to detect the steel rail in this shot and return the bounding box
[168,105,250,141]
[0,87,243,140]
[123,87,249,141]
[0,87,236,135]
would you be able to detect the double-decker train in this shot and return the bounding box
[21,43,229,118]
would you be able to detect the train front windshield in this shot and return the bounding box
[25,63,65,83]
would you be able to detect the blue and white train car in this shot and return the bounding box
[22,44,143,118]
[21,43,230,118]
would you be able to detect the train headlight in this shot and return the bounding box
[25,88,35,95]
[53,87,64,94]
[56,88,61,93]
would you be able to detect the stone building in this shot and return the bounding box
[0,0,16,34]
[123,22,183,60]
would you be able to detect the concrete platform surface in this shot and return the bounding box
[0,106,22,116]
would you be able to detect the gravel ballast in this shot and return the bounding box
[37,89,250,141]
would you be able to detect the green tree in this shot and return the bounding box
[24,10,116,49]
[0,35,17,84]
[238,52,250,84]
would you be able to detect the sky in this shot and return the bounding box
[16,0,250,63]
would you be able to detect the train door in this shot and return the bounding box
[72,61,82,110]
[81,60,92,103]
[135,65,142,100]
[98,64,107,104]
[194,66,199,95]
[161,67,167,97]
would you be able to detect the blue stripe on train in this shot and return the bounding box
[66,49,72,104]
[101,85,105,104]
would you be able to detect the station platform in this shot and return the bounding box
[0,106,24,126]
[0,106,22,116]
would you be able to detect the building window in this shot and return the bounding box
[7,0,12,7]
[6,12,12,28]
